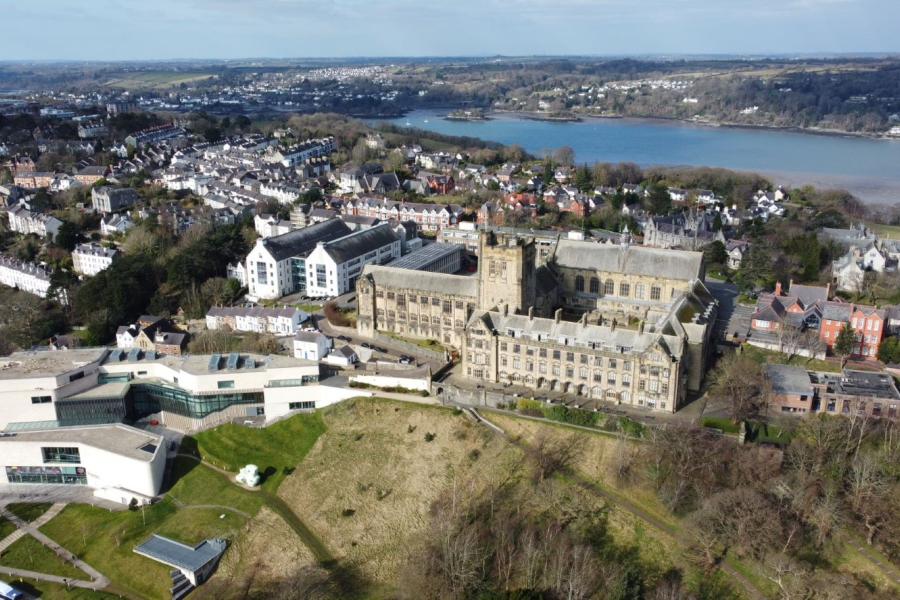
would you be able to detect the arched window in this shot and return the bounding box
[604,279,615,295]
[591,386,602,398]
[575,275,585,292]
[589,277,600,294]
[634,283,645,299]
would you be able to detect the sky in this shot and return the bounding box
[1,0,898,60]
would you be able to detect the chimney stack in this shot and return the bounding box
[528,306,534,321]
[775,281,783,296]
[580,312,588,326]
[554,308,562,324]
[503,303,509,316]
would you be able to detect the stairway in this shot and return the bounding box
[170,570,195,600]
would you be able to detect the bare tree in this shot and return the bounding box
[709,352,766,423]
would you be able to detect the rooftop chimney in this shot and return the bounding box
[503,303,509,316]
[528,306,534,321]
[580,312,588,326]
[554,308,562,324]
[775,281,783,296]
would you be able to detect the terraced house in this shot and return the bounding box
[343,197,463,232]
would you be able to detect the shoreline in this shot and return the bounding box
[391,106,897,141]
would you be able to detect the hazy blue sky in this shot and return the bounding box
[2,0,897,60]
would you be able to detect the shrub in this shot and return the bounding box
[468,449,481,461]
[424,432,436,442]
[324,301,351,327]
[517,398,545,416]
[341,508,356,517]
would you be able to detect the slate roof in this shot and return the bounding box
[822,301,853,321]
[471,310,684,359]
[261,218,351,261]
[554,240,704,281]
[134,535,227,573]
[363,264,479,298]
[319,223,398,264]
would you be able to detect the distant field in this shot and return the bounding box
[869,222,900,239]
[103,71,215,89]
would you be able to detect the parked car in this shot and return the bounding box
[361,342,373,349]
[338,335,352,342]
[399,356,413,365]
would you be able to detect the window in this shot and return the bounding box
[575,275,585,292]
[256,261,268,285]
[634,284,645,299]
[31,395,52,404]
[619,282,630,297]
[566,352,575,362]
[589,277,600,294]
[315,264,327,288]
[650,286,661,301]
[604,279,615,295]
[443,301,452,314]
[217,380,235,389]
[432,298,441,306]
[579,367,588,379]
[289,401,315,410]
[42,447,81,464]
[609,358,617,369]
[566,367,574,378]
[553,350,561,360]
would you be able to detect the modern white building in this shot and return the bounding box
[304,223,401,298]
[245,218,352,301]
[72,243,118,276]
[293,331,332,361]
[0,255,54,300]
[205,306,308,335]
[0,423,166,504]
[0,347,360,430]
[5,205,62,239]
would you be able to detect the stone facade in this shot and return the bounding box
[356,230,716,414]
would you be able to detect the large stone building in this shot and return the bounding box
[357,230,716,413]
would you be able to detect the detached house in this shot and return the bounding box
[116,316,188,356]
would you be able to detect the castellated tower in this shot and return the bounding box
[477,231,536,313]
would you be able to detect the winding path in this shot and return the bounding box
[467,408,768,600]
[0,503,110,591]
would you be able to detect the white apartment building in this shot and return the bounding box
[0,255,54,299]
[72,243,118,276]
[205,306,308,335]
[0,424,166,504]
[293,331,333,361]
[304,223,401,298]
[5,205,62,239]
[245,219,352,301]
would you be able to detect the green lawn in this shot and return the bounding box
[0,535,87,579]
[0,515,16,539]
[40,458,264,599]
[868,222,900,240]
[6,503,52,523]
[191,411,326,492]
[297,302,323,313]
[741,344,841,373]
[382,331,448,354]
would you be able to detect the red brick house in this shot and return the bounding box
[819,302,885,359]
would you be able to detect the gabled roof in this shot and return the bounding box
[260,218,351,261]
[554,240,703,281]
[363,264,479,298]
[318,223,398,264]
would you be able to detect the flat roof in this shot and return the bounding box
[0,348,109,380]
[134,535,227,573]
[767,364,814,396]
[387,243,462,270]
[0,423,163,461]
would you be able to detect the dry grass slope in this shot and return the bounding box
[278,399,523,587]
